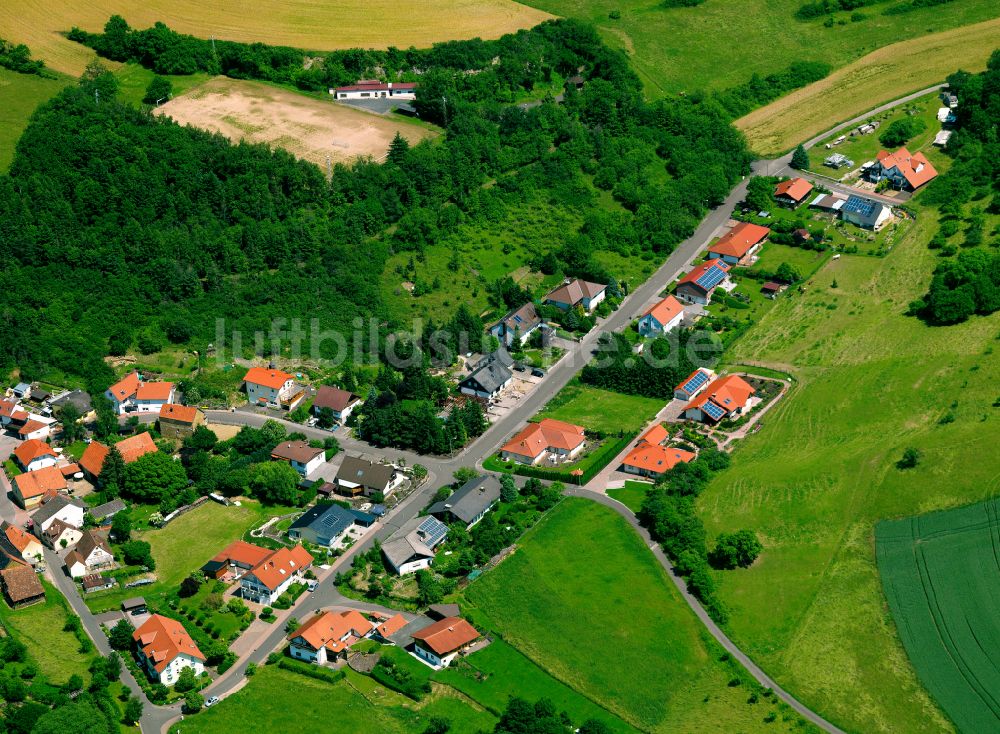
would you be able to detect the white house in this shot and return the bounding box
[489,302,543,347]
[64,530,114,578]
[381,515,448,576]
[13,439,57,473]
[287,610,374,665]
[17,416,56,441]
[270,440,326,477]
[239,545,313,605]
[244,367,297,409]
[133,615,205,686]
[637,295,685,337]
[840,195,893,232]
[32,495,85,535]
[675,259,731,306]
[331,80,418,100]
[543,279,607,313]
[312,386,362,424]
[411,617,481,669]
[105,371,175,415]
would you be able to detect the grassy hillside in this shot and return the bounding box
[0,68,67,170]
[696,204,1000,732]
[465,499,818,733]
[0,0,552,76]
[520,0,999,97]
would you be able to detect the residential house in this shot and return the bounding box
[1,564,44,608]
[2,522,44,565]
[411,617,481,668]
[382,515,448,575]
[158,404,206,440]
[499,418,586,466]
[41,518,82,549]
[684,375,756,424]
[460,350,514,400]
[621,424,695,479]
[372,613,409,641]
[88,498,127,525]
[773,178,814,207]
[50,390,92,416]
[80,432,158,480]
[12,465,68,509]
[868,148,938,191]
[287,610,374,665]
[13,439,57,473]
[11,383,30,400]
[427,475,501,530]
[332,80,418,100]
[707,223,770,265]
[0,399,19,427]
[271,441,326,477]
[489,302,543,347]
[200,540,272,580]
[674,368,715,401]
[133,614,205,686]
[239,544,313,604]
[335,456,402,498]
[105,372,175,415]
[64,530,114,578]
[312,386,363,424]
[675,259,731,306]
[32,494,85,537]
[17,417,55,441]
[543,279,607,313]
[288,503,376,547]
[637,295,685,337]
[840,195,893,231]
[243,367,297,409]
[82,574,115,593]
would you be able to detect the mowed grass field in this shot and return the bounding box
[876,500,1000,733]
[465,499,817,733]
[536,382,664,434]
[154,77,439,168]
[521,0,999,97]
[0,68,68,171]
[695,204,1000,733]
[0,0,552,77]
[736,17,1000,155]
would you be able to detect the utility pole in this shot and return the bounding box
[326,155,332,179]
[94,89,100,106]
[441,96,448,127]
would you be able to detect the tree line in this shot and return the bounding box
[0,37,50,77]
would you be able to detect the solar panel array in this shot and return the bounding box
[696,265,727,291]
[844,195,877,217]
[680,370,710,395]
[417,516,448,547]
[702,401,727,421]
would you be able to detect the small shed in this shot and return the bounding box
[761,282,783,299]
[793,228,811,243]
[121,597,147,615]
[12,383,31,399]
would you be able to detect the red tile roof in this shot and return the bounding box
[133,614,205,672]
[774,177,814,203]
[0,400,17,419]
[288,610,373,653]
[18,420,48,437]
[313,386,360,413]
[80,433,157,477]
[247,545,313,591]
[876,148,938,189]
[3,522,40,554]
[501,418,585,460]
[639,423,669,447]
[641,296,684,328]
[13,439,55,468]
[375,613,409,638]
[135,382,174,401]
[411,617,480,656]
[107,372,141,401]
[13,466,67,501]
[709,222,770,259]
[686,375,756,419]
[209,540,273,569]
[244,367,293,391]
[159,404,199,424]
[622,443,695,475]
[61,463,81,477]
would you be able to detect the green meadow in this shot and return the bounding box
[0,68,67,171]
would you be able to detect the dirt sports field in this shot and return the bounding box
[736,17,1000,156]
[0,0,552,76]
[154,78,438,168]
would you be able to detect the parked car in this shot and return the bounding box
[205,696,220,707]
[531,368,545,378]
[307,580,318,592]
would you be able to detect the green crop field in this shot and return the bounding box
[465,499,817,733]
[536,382,664,434]
[0,68,67,171]
[876,500,1000,734]
[695,197,1000,733]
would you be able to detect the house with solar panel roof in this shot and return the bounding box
[840,195,893,232]
[675,259,732,305]
[381,515,448,575]
[684,375,756,424]
[674,369,716,401]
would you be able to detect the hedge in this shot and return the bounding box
[277,657,346,684]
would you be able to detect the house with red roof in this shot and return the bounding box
[675,259,731,305]
[243,367,298,409]
[80,433,157,480]
[17,418,54,441]
[774,177,814,207]
[674,368,715,401]
[288,610,374,664]
[312,386,363,424]
[638,295,685,337]
[239,544,313,604]
[684,375,756,424]
[621,423,695,479]
[2,521,44,566]
[0,399,19,427]
[332,79,418,100]
[158,404,205,440]
[500,418,586,466]
[411,616,482,668]
[200,540,273,580]
[707,223,770,266]
[13,439,57,473]
[868,148,938,191]
[133,614,205,685]
[105,371,175,415]
[12,465,67,509]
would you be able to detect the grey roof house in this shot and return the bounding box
[334,456,401,498]
[459,352,513,400]
[428,475,502,529]
[89,498,127,524]
[382,515,448,576]
[288,503,375,547]
[489,302,542,347]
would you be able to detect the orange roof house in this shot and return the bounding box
[287,610,373,661]
[80,432,157,478]
[374,613,409,639]
[200,540,273,578]
[13,440,56,471]
[774,177,814,205]
[244,367,294,391]
[2,522,43,562]
[135,382,175,401]
[638,295,685,336]
[411,617,481,665]
[500,418,586,464]
[708,222,770,263]
[684,375,756,424]
[133,614,205,675]
[622,444,695,477]
[873,148,938,190]
[107,372,141,403]
[12,466,68,508]
[159,404,199,424]
[239,544,313,603]
[638,423,669,447]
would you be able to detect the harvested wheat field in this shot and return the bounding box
[0,0,553,76]
[154,78,439,168]
[736,17,1000,157]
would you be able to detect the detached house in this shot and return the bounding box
[288,503,375,548]
[80,432,157,480]
[13,465,68,509]
[684,375,756,424]
[674,368,715,401]
[133,614,205,686]
[2,522,44,566]
[489,302,543,347]
[0,399,19,427]
[707,223,770,266]
[18,417,55,441]
[773,177,814,207]
[427,475,501,530]
[288,610,374,665]
[840,195,893,232]
[382,515,448,575]
[200,540,272,580]
[638,295,685,337]
[500,418,585,466]
[65,530,114,578]
[158,404,205,440]
[335,456,402,498]
[312,386,363,424]
[460,350,514,400]
[868,148,938,191]
[271,440,326,477]
[675,259,731,306]
[239,544,313,604]
[411,616,482,668]
[621,424,695,479]
[105,372,175,415]
[13,439,57,473]
[332,79,418,100]
[243,367,297,409]
[543,279,607,313]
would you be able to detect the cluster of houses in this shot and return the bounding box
[0,395,58,442]
[0,520,45,608]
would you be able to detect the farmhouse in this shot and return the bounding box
[157,404,205,440]
[13,439,57,473]
[243,367,299,409]
[773,177,814,207]
[489,302,543,347]
[12,465,68,509]
[335,456,402,498]
[621,424,695,479]
[499,418,586,466]
[288,503,375,548]
[411,616,482,668]
[2,522,43,565]
[312,386,363,424]
[133,614,205,686]
[637,295,685,337]
[675,259,731,306]
[868,148,938,191]
[684,375,756,424]
[674,369,715,401]
[64,530,114,578]
[332,79,418,100]
[840,195,892,231]
[271,440,326,477]
[427,475,502,530]
[200,540,272,580]
[1,564,44,608]
[288,610,374,665]
[239,544,313,604]
[460,350,514,400]
[105,372,175,415]
[707,223,770,265]
[382,515,448,575]
[80,432,157,480]
[543,279,607,312]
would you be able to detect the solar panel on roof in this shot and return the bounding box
[696,265,727,291]
[702,402,726,420]
[681,371,710,394]
[417,516,448,547]
[844,196,877,217]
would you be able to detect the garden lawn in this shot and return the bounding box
[0,581,92,684]
[696,202,1000,733]
[0,68,67,171]
[536,382,664,434]
[113,63,212,107]
[606,480,652,514]
[464,499,814,733]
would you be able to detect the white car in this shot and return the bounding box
[205,696,220,707]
